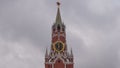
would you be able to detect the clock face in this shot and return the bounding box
[53,41,65,52]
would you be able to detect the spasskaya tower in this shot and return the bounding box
[45,1,74,68]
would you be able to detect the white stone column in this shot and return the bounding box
[65,64,66,68]
[52,64,54,68]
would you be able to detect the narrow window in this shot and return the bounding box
[57,25,60,31]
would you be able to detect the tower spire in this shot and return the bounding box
[55,1,62,25]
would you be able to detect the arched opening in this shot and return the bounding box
[54,59,64,68]
[57,25,61,32]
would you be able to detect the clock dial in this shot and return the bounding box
[55,42,63,51]
[53,41,65,52]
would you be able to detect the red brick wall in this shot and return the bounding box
[45,64,52,68]
[54,59,65,68]
[66,64,73,68]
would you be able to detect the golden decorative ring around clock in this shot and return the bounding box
[53,41,65,52]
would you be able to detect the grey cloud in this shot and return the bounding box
[0,0,120,68]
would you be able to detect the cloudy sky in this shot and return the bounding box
[0,0,120,68]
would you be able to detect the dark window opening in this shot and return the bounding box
[53,28,55,32]
[62,28,64,31]
[57,25,61,31]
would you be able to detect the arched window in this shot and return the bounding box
[57,25,61,31]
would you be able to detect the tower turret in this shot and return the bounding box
[70,48,73,57]
[45,48,48,58]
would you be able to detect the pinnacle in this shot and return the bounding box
[55,7,62,24]
[45,48,48,57]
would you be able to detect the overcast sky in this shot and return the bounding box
[0,0,120,68]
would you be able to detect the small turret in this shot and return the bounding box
[45,48,48,58]
[70,48,73,57]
